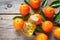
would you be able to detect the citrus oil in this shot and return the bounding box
[22,21,36,37]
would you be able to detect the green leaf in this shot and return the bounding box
[23,13,30,21]
[13,16,23,20]
[41,0,48,8]
[24,0,30,5]
[54,11,60,25]
[56,0,60,1]
[40,10,46,21]
[35,26,43,32]
[13,14,30,21]
[33,25,43,35]
[50,1,60,8]
[56,38,60,40]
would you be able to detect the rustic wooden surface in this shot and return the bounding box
[0,15,36,40]
[0,15,57,40]
[0,0,24,13]
[0,0,60,40]
[0,0,60,13]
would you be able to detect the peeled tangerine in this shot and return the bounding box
[22,21,36,37]
[28,14,42,25]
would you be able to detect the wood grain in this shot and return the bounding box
[0,0,60,40]
[0,15,35,40]
[0,0,60,14]
[0,0,24,13]
[0,15,57,40]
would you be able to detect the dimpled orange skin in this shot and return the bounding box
[30,0,41,9]
[20,4,30,16]
[42,21,53,32]
[43,7,55,18]
[54,27,60,39]
[13,18,24,30]
[36,33,48,40]
[33,14,42,25]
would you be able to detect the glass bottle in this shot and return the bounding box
[22,21,36,37]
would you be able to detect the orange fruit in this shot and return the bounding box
[19,3,30,16]
[13,18,24,30]
[43,7,55,18]
[33,14,42,25]
[54,27,60,39]
[30,0,41,9]
[36,33,48,40]
[29,14,42,25]
[42,21,53,32]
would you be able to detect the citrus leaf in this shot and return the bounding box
[23,13,30,21]
[50,1,60,8]
[40,10,46,21]
[33,25,43,35]
[35,26,43,32]
[56,0,60,1]
[41,0,48,8]
[24,0,30,5]
[54,11,60,25]
[13,16,23,20]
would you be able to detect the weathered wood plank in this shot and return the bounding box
[0,0,60,40]
[0,15,56,40]
[0,28,35,40]
[0,15,21,28]
[0,0,24,13]
[0,0,60,14]
[0,15,35,40]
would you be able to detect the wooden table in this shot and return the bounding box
[0,0,60,40]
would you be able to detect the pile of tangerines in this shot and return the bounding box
[13,0,60,40]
